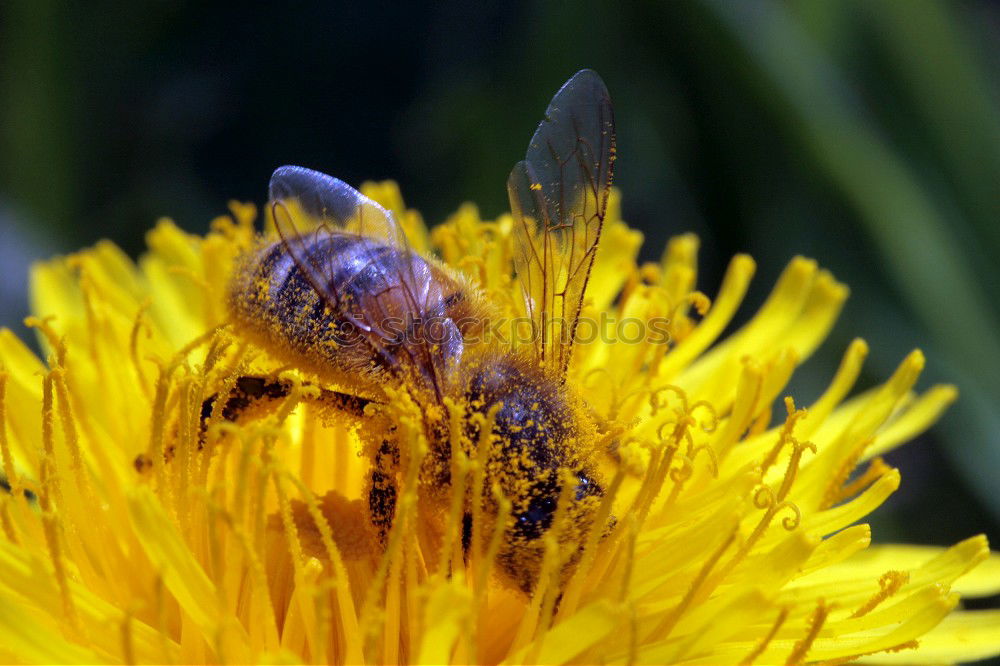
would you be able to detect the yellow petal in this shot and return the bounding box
[504,600,621,665]
[840,539,1000,598]
[856,610,1000,664]
[127,487,250,661]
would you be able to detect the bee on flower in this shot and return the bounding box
[222,70,614,594]
[0,70,996,666]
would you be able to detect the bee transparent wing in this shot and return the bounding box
[269,166,459,397]
[269,164,408,283]
[508,70,616,380]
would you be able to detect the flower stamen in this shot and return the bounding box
[119,604,138,665]
[439,397,470,577]
[760,397,810,473]
[24,316,68,367]
[821,436,875,509]
[787,600,832,665]
[647,525,738,641]
[0,496,16,544]
[828,456,893,508]
[524,471,583,663]
[558,468,625,619]
[510,536,557,654]
[740,606,789,665]
[40,374,62,506]
[475,487,511,600]
[0,371,20,499]
[284,469,361,658]
[469,405,501,592]
[271,466,330,661]
[850,570,910,618]
[39,374,80,633]
[129,300,155,399]
[776,439,817,503]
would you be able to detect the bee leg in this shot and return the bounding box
[200,376,293,431]
[461,512,473,557]
[368,436,399,542]
[200,375,373,444]
[136,376,376,475]
[0,476,36,503]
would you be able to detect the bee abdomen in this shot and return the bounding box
[463,356,602,544]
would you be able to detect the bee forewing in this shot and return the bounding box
[508,70,616,380]
[520,70,614,224]
[269,165,405,248]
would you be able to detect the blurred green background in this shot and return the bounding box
[1,0,998,606]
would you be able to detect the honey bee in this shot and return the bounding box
[223,70,616,592]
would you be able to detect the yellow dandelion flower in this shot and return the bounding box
[0,184,995,664]
[2,70,999,665]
